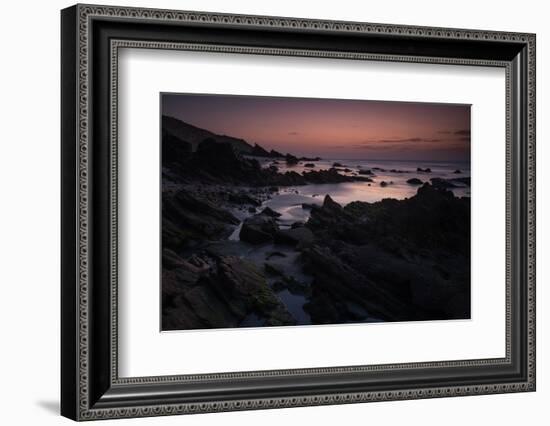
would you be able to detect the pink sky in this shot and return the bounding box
[163,94,470,161]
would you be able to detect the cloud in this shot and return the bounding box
[288,131,300,135]
[437,129,470,138]
[358,137,443,145]
[454,129,470,136]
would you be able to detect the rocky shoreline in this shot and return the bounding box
[161,115,471,330]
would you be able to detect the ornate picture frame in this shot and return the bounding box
[61,4,535,421]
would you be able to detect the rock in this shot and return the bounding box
[275,226,315,248]
[162,254,296,330]
[454,169,462,174]
[291,221,305,229]
[228,191,260,206]
[380,181,389,187]
[358,169,373,175]
[417,167,432,173]
[332,162,344,167]
[260,206,281,217]
[249,143,271,157]
[162,189,239,250]
[451,177,471,186]
[407,178,423,185]
[301,203,318,210]
[430,177,457,189]
[300,183,471,323]
[285,153,299,165]
[239,214,279,244]
[323,195,342,212]
[304,163,315,168]
[266,251,287,260]
[248,207,256,213]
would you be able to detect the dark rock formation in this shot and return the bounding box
[163,253,295,330]
[430,177,457,189]
[301,184,471,323]
[358,169,373,175]
[275,227,315,248]
[304,163,316,168]
[407,178,423,185]
[239,214,279,244]
[260,206,282,217]
[162,189,239,251]
[451,177,471,186]
[454,169,462,174]
[417,167,432,173]
[285,153,299,165]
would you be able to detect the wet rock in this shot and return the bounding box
[451,177,471,186]
[275,226,315,248]
[300,183,471,322]
[380,181,389,187]
[417,167,432,173]
[162,254,295,330]
[407,178,423,185]
[260,206,282,217]
[285,153,299,165]
[248,207,256,213]
[430,177,457,189]
[266,251,287,260]
[454,169,462,174]
[322,195,343,212]
[291,221,305,229]
[304,163,315,168]
[358,169,373,175]
[162,189,239,250]
[239,214,279,244]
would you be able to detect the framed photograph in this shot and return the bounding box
[61,4,536,421]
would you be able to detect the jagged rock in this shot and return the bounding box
[162,190,239,250]
[285,153,299,165]
[451,177,471,186]
[430,177,457,189]
[358,169,373,175]
[266,251,287,260]
[275,227,315,248]
[239,214,279,244]
[162,254,295,330]
[260,206,281,217]
[300,184,470,323]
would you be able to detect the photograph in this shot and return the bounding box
[161,94,472,331]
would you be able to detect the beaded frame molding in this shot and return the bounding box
[61,4,536,421]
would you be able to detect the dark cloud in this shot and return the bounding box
[454,129,471,136]
[288,131,300,136]
[437,129,470,138]
[358,137,443,145]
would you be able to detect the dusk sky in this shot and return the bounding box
[162,94,471,161]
